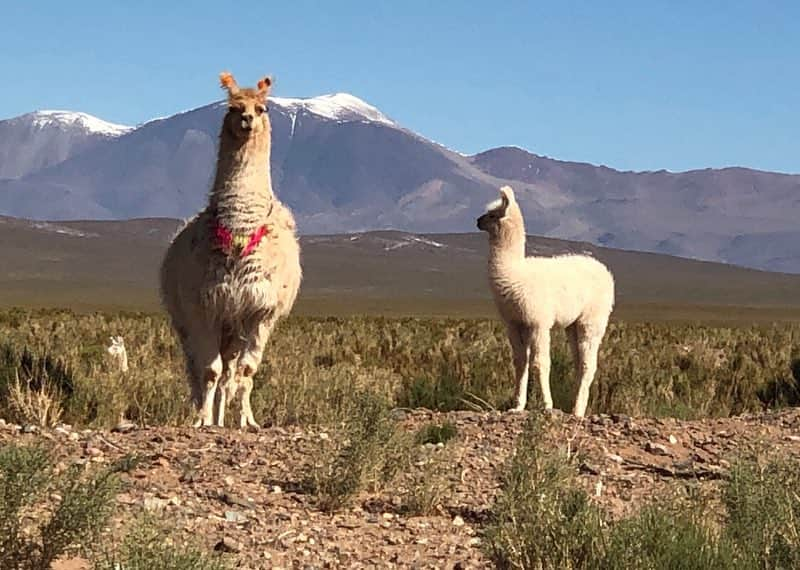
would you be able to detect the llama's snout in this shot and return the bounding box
[240,114,254,131]
[476,215,488,231]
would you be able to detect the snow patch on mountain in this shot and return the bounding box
[272,93,396,126]
[25,111,132,136]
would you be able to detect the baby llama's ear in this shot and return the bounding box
[219,71,240,96]
[499,185,515,210]
[257,76,272,96]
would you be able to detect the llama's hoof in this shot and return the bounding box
[543,408,565,419]
[193,416,215,428]
[240,422,260,433]
[509,406,527,413]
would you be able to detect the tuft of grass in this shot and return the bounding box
[303,388,409,512]
[600,505,736,570]
[0,443,120,570]
[723,454,800,569]
[483,414,605,569]
[414,421,458,445]
[96,513,232,570]
[401,448,456,516]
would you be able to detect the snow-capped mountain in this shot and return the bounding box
[272,93,396,127]
[0,110,131,179]
[0,93,799,273]
[26,110,132,136]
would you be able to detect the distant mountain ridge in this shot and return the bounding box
[0,93,798,273]
[3,215,800,316]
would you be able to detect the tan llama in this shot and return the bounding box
[477,186,615,417]
[160,72,302,429]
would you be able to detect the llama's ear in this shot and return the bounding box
[257,76,272,96]
[499,185,515,211]
[219,71,240,96]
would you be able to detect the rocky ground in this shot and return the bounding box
[4,408,800,569]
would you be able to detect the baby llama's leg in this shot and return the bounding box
[507,321,533,411]
[573,320,608,417]
[566,322,583,397]
[532,327,553,411]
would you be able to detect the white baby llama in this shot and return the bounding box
[477,186,615,417]
[160,72,302,429]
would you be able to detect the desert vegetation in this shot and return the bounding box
[2,308,800,567]
[0,308,799,429]
[484,415,800,569]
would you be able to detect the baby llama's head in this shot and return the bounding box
[477,185,524,241]
[219,71,273,141]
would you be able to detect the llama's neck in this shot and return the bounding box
[209,133,274,229]
[489,218,526,273]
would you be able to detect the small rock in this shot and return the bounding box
[214,537,241,553]
[668,434,678,445]
[611,413,631,424]
[112,420,136,433]
[606,453,624,464]
[382,513,394,521]
[645,442,671,456]
[85,447,103,458]
[143,497,168,511]
[224,510,248,524]
[579,462,601,475]
[785,435,800,442]
[22,424,39,434]
[272,485,282,494]
[452,515,465,527]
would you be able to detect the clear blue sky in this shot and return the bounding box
[2,1,797,173]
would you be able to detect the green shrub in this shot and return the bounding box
[0,443,119,570]
[96,514,231,570]
[303,388,409,511]
[483,414,604,569]
[600,505,736,570]
[414,421,458,445]
[723,455,800,569]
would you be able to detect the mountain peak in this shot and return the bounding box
[24,110,132,137]
[271,93,395,126]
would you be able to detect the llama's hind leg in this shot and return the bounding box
[507,321,533,412]
[573,320,608,418]
[532,327,553,411]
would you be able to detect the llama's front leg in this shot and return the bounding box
[235,319,274,430]
[508,322,533,411]
[215,356,239,427]
[238,375,258,430]
[532,327,553,411]
[573,328,602,418]
[194,354,223,427]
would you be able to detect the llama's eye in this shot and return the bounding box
[256,105,267,115]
